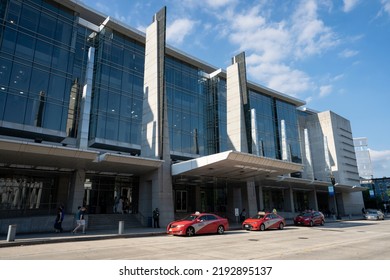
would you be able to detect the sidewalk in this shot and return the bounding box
[0,216,364,248]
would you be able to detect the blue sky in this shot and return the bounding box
[80,0,390,178]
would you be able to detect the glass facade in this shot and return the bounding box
[0,0,90,139]
[275,100,302,164]
[165,55,207,157]
[206,76,228,154]
[249,90,278,159]
[89,27,145,150]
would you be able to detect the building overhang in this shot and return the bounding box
[172,150,303,181]
[0,139,162,176]
[262,176,367,193]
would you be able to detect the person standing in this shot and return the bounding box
[72,206,87,234]
[240,208,246,222]
[153,207,160,228]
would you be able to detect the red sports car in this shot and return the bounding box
[166,212,229,237]
[242,211,285,231]
[293,211,325,226]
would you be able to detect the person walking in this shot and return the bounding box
[153,207,160,228]
[72,206,87,234]
[54,207,63,233]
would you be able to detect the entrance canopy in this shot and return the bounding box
[0,139,162,176]
[261,176,367,193]
[172,150,303,181]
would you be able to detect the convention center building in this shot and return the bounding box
[0,0,365,233]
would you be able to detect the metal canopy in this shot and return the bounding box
[261,176,367,193]
[0,139,162,175]
[172,150,303,181]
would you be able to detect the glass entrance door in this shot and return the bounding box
[175,190,187,212]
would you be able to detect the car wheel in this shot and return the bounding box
[217,225,225,234]
[186,227,195,237]
[260,224,265,231]
[278,223,284,230]
[310,220,314,227]
[321,219,325,226]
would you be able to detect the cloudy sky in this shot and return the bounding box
[80,0,390,178]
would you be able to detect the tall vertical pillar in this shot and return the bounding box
[226,52,250,152]
[77,47,94,149]
[141,7,173,227]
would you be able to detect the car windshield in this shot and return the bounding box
[300,212,313,217]
[252,214,265,219]
[182,214,200,221]
[367,210,377,214]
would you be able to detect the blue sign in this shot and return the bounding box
[328,186,334,196]
[369,190,375,198]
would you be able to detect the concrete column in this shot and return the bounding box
[246,180,257,217]
[258,185,264,211]
[68,169,86,213]
[289,187,295,213]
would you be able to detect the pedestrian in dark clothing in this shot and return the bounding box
[153,208,160,228]
[54,207,63,233]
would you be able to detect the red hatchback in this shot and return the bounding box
[242,212,285,231]
[166,212,229,237]
[293,211,325,226]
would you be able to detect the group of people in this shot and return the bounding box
[53,205,87,234]
[113,196,131,214]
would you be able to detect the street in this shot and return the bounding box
[1,219,390,260]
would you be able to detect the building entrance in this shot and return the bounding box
[85,175,139,214]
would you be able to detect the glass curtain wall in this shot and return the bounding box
[90,27,144,150]
[249,90,278,159]
[0,0,87,139]
[206,76,227,154]
[165,55,207,157]
[275,100,302,164]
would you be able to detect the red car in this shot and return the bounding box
[166,212,229,237]
[242,212,285,231]
[293,211,325,226]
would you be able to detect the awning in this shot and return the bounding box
[261,176,367,193]
[172,150,303,181]
[0,139,162,175]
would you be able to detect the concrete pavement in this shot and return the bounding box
[0,215,365,248]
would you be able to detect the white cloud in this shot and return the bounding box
[369,149,390,178]
[166,18,198,45]
[291,0,339,58]
[220,0,339,98]
[248,62,311,97]
[319,85,332,97]
[380,0,390,16]
[339,49,359,58]
[342,0,360,13]
[204,0,237,9]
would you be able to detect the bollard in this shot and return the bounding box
[118,221,124,235]
[7,224,17,242]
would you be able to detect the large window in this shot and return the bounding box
[166,56,207,156]
[249,91,278,159]
[0,0,89,140]
[275,100,302,163]
[89,28,144,148]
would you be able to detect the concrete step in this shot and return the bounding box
[87,214,142,230]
